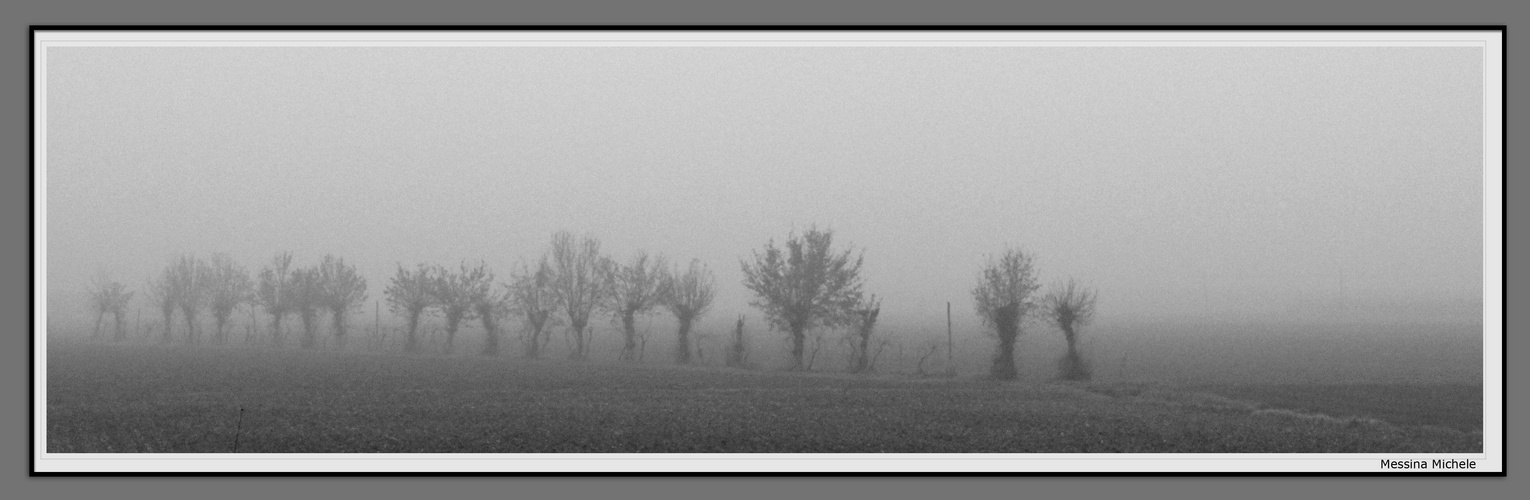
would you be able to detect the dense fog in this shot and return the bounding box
[43,45,1485,346]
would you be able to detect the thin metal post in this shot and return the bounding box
[946,302,954,377]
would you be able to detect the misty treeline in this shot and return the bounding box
[83,227,1099,380]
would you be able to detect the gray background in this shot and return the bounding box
[7,0,1522,498]
[41,45,1484,331]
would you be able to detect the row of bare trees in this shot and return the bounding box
[382,261,500,354]
[105,252,370,349]
[83,228,1097,380]
[382,231,720,364]
[252,253,370,349]
[143,253,258,346]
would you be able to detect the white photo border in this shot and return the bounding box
[31,27,1505,475]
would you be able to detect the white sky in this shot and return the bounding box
[43,45,1485,329]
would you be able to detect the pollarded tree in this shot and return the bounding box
[288,266,326,349]
[205,253,254,345]
[971,248,1042,380]
[740,226,866,370]
[660,259,716,364]
[456,262,506,356]
[610,251,666,362]
[148,270,178,344]
[317,254,367,350]
[170,254,212,345]
[548,231,612,361]
[846,294,882,374]
[386,263,437,353]
[507,257,560,359]
[88,274,133,341]
[256,252,296,347]
[432,262,489,354]
[1044,278,1098,381]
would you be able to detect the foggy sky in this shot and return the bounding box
[43,45,1485,330]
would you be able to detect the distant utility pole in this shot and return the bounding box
[946,301,954,377]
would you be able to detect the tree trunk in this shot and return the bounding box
[162,311,175,344]
[1064,324,1077,361]
[789,326,806,370]
[113,312,126,341]
[332,308,348,351]
[524,323,542,359]
[214,314,228,345]
[183,309,198,346]
[1058,323,1090,381]
[92,311,106,339]
[481,315,499,356]
[854,331,871,373]
[990,304,1020,380]
[405,311,421,353]
[675,315,694,364]
[569,321,588,360]
[444,314,461,354]
[992,335,1018,380]
[620,311,638,362]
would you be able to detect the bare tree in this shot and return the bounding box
[549,231,611,361]
[170,254,211,345]
[971,248,1042,380]
[460,262,506,356]
[846,294,882,373]
[385,263,437,353]
[205,253,253,345]
[433,262,491,354]
[740,226,865,370]
[429,261,498,355]
[288,266,325,349]
[317,254,367,351]
[725,315,749,369]
[88,274,133,341]
[147,270,177,344]
[609,251,666,362]
[507,257,560,359]
[660,258,716,364]
[256,252,295,347]
[1045,278,1098,381]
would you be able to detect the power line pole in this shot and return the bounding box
[946,301,954,377]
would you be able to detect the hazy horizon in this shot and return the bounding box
[43,45,1486,332]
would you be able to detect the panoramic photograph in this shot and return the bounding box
[35,30,1499,473]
